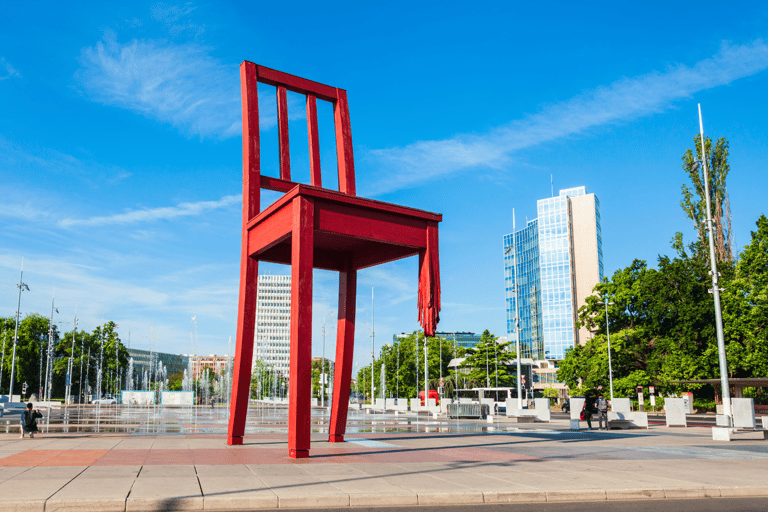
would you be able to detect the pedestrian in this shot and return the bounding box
[581,399,594,430]
[597,394,609,430]
[20,403,42,439]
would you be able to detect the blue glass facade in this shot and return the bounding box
[504,221,543,359]
[504,187,602,361]
[537,193,576,360]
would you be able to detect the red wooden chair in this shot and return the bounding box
[227,62,442,458]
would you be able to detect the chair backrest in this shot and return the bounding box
[240,61,355,222]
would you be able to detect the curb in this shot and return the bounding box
[8,486,768,511]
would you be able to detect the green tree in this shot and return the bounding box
[0,314,58,398]
[720,215,768,378]
[356,331,459,400]
[461,330,515,387]
[167,371,184,391]
[250,360,287,399]
[679,135,732,263]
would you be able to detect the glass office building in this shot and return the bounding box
[504,187,603,360]
[504,220,542,359]
[393,331,481,350]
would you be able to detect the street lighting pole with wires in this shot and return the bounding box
[505,210,523,410]
[692,103,732,424]
[596,296,615,400]
[9,259,30,400]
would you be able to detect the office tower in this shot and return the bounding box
[393,331,482,350]
[253,275,292,376]
[504,187,603,360]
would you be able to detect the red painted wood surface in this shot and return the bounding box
[277,86,291,181]
[334,89,355,196]
[228,62,442,458]
[288,196,314,459]
[227,61,262,445]
[255,64,338,103]
[306,95,322,187]
[329,259,356,442]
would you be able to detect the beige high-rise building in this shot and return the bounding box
[504,186,603,360]
[253,275,291,376]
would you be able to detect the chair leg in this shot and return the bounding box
[329,261,356,442]
[288,196,314,458]
[227,252,259,445]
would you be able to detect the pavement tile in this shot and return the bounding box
[0,465,86,512]
[46,466,140,512]
[197,465,278,511]
[0,467,29,483]
[126,465,203,511]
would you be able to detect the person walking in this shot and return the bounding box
[597,394,609,430]
[20,403,42,439]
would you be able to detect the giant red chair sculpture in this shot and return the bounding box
[227,62,442,458]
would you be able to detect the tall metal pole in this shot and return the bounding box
[67,316,77,404]
[604,298,614,401]
[371,288,375,404]
[698,103,731,421]
[0,332,7,396]
[43,295,56,401]
[10,261,29,400]
[512,210,522,409]
[321,319,325,407]
[424,333,428,407]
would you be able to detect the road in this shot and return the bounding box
[273,498,768,512]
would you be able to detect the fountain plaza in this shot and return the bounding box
[0,400,767,511]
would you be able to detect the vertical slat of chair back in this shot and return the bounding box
[306,95,322,187]
[240,61,261,225]
[276,86,291,181]
[240,61,356,223]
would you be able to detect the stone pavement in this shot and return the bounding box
[1,421,767,511]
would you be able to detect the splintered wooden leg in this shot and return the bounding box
[329,258,356,442]
[227,254,258,445]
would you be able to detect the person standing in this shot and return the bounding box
[20,403,42,439]
[580,401,594,430]
[597,394,609,430]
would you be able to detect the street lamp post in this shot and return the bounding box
[506,210,523,410]
[9,262,30,400]
[596,297,615,401]
[692,103,731,423]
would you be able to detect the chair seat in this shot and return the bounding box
[247,184,442,271]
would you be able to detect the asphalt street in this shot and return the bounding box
[275,498,768,512]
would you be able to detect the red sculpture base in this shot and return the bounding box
[329,434,344,443]
[289,449,309,459]
[227,436,243,446]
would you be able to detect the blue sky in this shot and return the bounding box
[2,1,768,369]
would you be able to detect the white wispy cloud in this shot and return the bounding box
[59,194,240,227]
[366,40,768,195]
[0,57,20,80]
[150,2,204,38]
[77,32,304,138]
[0,135,131,187]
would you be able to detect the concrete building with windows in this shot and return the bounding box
[503,186,603,361]
[126,348,188,378]
[189,354,231,380]
[252,275,291,376]
[392,331,483,350]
